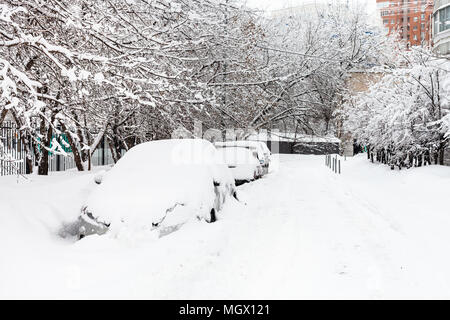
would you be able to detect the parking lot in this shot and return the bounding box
[1,154,450,298]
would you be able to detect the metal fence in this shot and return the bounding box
[0,121,27,176]
[0,121,120,177]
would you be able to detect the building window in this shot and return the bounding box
[413,26,418,30]
[384,19,389,24]
[421,13,425,19]
[414,34,417,40]
[439,6,450,33]
[434,6,450,33]
[414,17,418,22]
[392,19,395,24]
[434,12,439,35]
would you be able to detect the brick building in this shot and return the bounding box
[377,0,434,46]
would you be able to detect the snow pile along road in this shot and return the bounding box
[1,154,450,299]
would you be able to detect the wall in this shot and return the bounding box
[265,140,339,155]
[339,71,385,157]
[293,142,340,155]
[444,148,450,166]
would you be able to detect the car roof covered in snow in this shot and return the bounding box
[214,141,266,158]
[85,139,234,231]
[216,146,260,166]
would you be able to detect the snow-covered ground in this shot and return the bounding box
[1,154,450,299]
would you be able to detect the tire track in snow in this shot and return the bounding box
[322,166,411,298]
[227,156,389,298]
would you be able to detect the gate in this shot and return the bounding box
[0,121,27,176]
[1,121,123,176]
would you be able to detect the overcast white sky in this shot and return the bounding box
[245,0,377,15]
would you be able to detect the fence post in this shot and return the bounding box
[338,160,341,174]
[102,137,106,166]
[56,154,61,172]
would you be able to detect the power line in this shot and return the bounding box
[256,44,349,63]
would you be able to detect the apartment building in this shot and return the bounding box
[432,0,450,55]
[377,0,434,46]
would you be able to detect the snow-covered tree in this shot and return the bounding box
[0,0,262,173]
[239,1,399,138]
[1,0,407,175]
[344,48,450,167]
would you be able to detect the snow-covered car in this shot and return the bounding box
[255,141,271,172]
[214,140,271,174]
[257,141,271,160]
[76,139,236,239]
[216,146,263,185]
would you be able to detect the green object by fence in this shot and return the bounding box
[37,134,72,155]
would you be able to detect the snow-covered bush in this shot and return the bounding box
[344,48,450,167]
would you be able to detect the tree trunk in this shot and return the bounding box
[0,109,8,124]
[110,126,124,163]
[438,134,446,166]
[439,148,445,166]
[61,123,84,171]
[108,137,119,164]
[38,119,53,175]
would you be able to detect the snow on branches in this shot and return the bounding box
[343,48,450,167]
[0,0,418,175]
[1,0,261,173]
